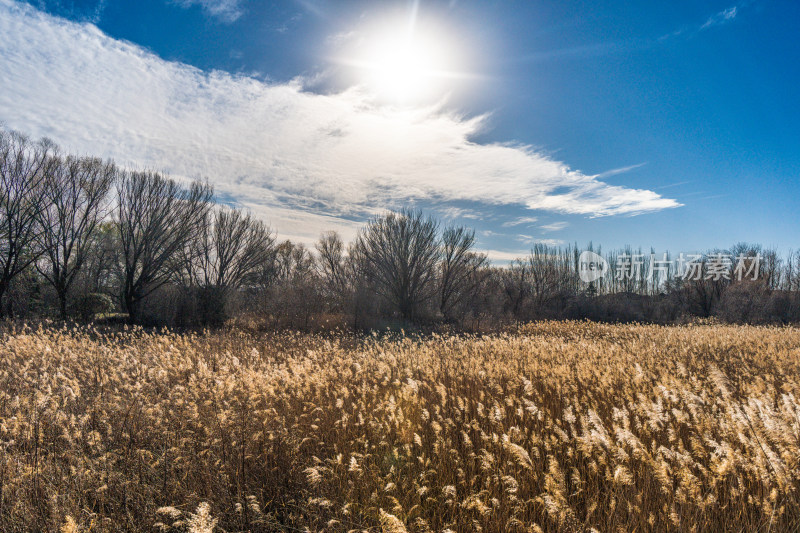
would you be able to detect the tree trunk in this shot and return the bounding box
[0,281,6,319]
[124,291,139,324]
[57,286,68,320]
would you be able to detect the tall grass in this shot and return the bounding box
[1,322,799,531]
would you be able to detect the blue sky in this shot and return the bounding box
[1,0,798,260]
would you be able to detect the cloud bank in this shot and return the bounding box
[0,0,679,243]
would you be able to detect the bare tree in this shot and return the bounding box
[182,206,275,324]
[356,209,439,321]
[784,250,800,292]
[115,170,212,322]
[187,207,275,289]
[315,231,381,328]
[502,259,530,319]
[78,221,120,297]
[527,243,578,315]
[0,131,54,317]
[266,240,319,328]
[316,231,349,303]
[439,225,487,321]
[273,241,316,282]
[36,155,115,318]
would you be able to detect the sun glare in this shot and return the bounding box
[337,15,462,104]
[364,34,442,101]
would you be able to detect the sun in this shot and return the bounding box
[363,34,441,102]
[336,16,463,104]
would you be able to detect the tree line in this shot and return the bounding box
[2,128,799,329]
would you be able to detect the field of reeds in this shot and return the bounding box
[1,321,799,532]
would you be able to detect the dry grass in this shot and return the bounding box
[1,321,799,532]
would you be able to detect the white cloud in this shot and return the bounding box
[701,6,737,30]
[172,0,243,22]
[540,221,568,232]
[515,235,563,246]
[532,238,563,247]
[438,206,483,220]
[479,249,527,263]
[501,216,539,227]
[594,162,646,179]
[0,0,680,244]
[661,4,744,40]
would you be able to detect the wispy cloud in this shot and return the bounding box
[540,221,568,232]
[594,162,646,180]
[662,3,744,40]
[438,206,483,220]
[171,0,243,23]
[293,0,325,17]
[701,6,738,29]
[516,235,563,247]
[695,193,729,201]
[501,216,539,227]
[537,239,564,246]
[0,0,679,243]
[326,30,356,46]
[479,249,527,263]
[656,180,692,189]
[17,0,107,23]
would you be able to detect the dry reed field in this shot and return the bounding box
[1,322,800,532]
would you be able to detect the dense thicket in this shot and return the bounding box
[2,128,799,328]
